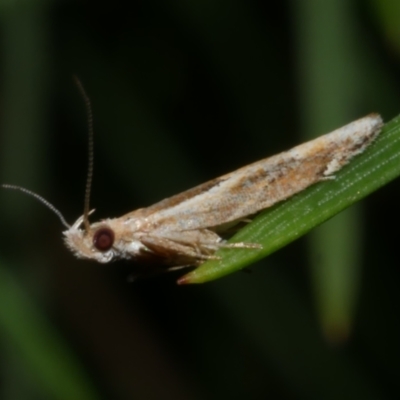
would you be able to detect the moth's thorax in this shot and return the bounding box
[63,214,147,263]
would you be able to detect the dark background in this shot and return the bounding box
[0,1,399,399]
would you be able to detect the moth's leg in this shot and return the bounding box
[127,264,193,283]
[140,235,220,266]
[145,229,262,258]
[218,241,262,250]
[165,265,193,272]
[319,175,336,181]
[146,229,224,254]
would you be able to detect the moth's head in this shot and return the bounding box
[63,214,117,263]
[2,79,122,264]
[0,184,117,262]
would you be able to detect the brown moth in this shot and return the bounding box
[2,106,383,269]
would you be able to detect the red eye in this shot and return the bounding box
[93,227,115,251]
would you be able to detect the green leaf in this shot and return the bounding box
[179,115,400,284]
[0,263,100,400]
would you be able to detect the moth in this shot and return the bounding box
[2,106,383,270]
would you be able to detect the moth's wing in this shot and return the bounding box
[124,115,382,232]
[144,156,311,232]
[127,176,227,218]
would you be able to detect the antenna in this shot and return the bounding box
[73,76,94,233]
[2,184,70,229]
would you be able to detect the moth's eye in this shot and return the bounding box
[93,227,115,252]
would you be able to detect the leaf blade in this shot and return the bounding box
[180,116,400,284]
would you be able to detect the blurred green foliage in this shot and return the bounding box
[0,0,399,399]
